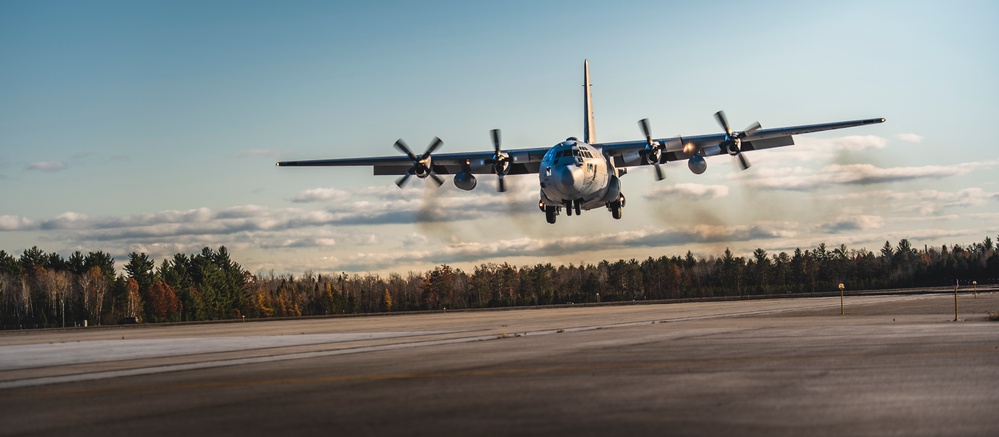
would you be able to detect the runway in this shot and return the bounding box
[2,293,997,436]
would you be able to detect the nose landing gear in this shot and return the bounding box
[563,199,582,216]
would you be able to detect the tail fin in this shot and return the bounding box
[583,59,595,144]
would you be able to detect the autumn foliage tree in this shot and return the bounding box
[144,280,181,323]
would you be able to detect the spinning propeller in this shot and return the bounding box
[486,129,510,192]
[714,110,761,170]
[394,137,444,188]
[638,118,665,181]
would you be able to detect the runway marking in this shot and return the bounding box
[0,333,500,390]
[0,332,452,371]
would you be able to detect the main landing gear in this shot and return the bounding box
[545,205,558,224]
[607,194,625,220]
[541,195,625,224]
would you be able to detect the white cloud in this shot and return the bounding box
[292,187,353,203]
[402,233,430,247]
[0,215,36,231]
[817,215,885,233]
[894,133,924,143]
[645,183,729,200]
[774,135,888,162]
[821,187,997,215]
[744,161,996,191]
[26,161,67,172]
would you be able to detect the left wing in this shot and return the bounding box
[277,147,549,176]
[599,117,886,167]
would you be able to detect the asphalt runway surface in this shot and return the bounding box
[2,292,998,436]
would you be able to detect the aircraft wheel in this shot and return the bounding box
[545,206,557,224]
[609,200,622,219]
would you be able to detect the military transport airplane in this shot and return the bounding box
[277,60,885,224]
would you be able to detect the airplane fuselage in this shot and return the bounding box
[538,138,624,223]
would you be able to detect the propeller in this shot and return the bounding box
[394,137,444,188]
[638,118,665,181]
[714,111,761,171]
[486,128,510,192]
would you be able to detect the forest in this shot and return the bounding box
[1,236,997,329]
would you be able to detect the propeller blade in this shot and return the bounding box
[491,129,501,154]
[639,118,652,145]
[743,121,762,137]
[395,173,411,188]
[490,128,509,192]
[429,172,444,187]
[737,152,751,170]
[639,118,665,180]
[421,137,443,160]
[714,111,732,136]
[394,139,417,161]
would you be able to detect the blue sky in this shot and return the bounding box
[2,0,998,274]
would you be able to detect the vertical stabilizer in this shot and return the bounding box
[583,59,595,144]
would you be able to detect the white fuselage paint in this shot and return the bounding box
[538,138,618,211]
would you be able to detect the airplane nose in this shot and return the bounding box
[555,166,583,194]
[558,166,576,188]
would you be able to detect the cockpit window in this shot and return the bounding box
[551,144,597,161]
[544,148,556,161]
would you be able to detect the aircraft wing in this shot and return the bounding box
[598,117,886,166]
[277,117,885,176]
[277,148,551,176]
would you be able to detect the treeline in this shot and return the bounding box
[0,247,246,329]
[2,236,998,329]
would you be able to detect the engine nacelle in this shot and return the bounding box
[688,155,707,174]
[413,155,433,177]
[644,147,662,165]
[493,155,511,176]
[725,138,741,155]
[453,172,477,191]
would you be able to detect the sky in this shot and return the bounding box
[2,0,998,275]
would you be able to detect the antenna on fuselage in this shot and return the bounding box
[583,59,595,144]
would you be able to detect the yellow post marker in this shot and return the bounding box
[839,283,845,315]
[954,279,959,322]
[972,281,977,298]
